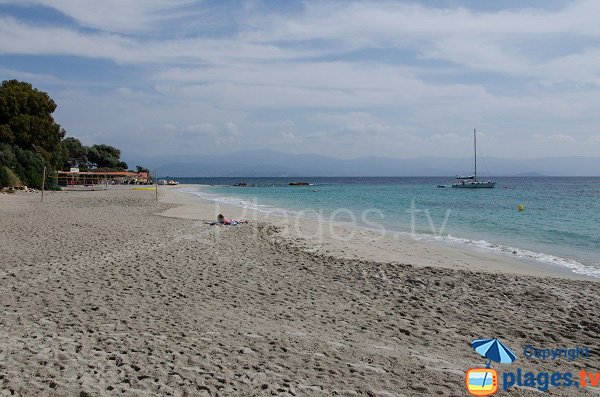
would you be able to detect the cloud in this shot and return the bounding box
[0,0,201,33]
[430,132,461,141]
[314,112,397,136]
[161,123,177,131]
[0,16,138,60]
[183,122,218,134]
[588,134,600,142]
[247,1,600,83]
[281,131,295,140]
[1,0,600,158]
[305,112,417,152]
[224,122,241,136]
[2,0,600,84]
[531,133,576,143]
[0,66,64,84]
[0,16,324,65]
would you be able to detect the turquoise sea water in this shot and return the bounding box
[177,177,600,278]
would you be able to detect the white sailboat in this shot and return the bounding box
[452,129,496,188]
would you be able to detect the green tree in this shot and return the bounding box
[0,80,64,188]
[11,146,45,188]
[61,137,89,170]
[0,80,139,187]
[0,143,16,168]
[0,80,64,155]
[87,144,127,170]
[0,143,19,188]
[0,166,21,188]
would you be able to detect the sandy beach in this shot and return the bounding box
[165,185,591,280]
[1,187,599,396]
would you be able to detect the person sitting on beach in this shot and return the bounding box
[216,214,247,226]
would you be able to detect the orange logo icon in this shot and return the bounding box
[466,368,498,396]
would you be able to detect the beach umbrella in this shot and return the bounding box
[471,338,517,365]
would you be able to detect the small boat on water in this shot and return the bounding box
[452,129,496,189]
[452,176,495,188]
[437,184,447,188]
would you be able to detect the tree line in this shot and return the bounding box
[0,80,147,189]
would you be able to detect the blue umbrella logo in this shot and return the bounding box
[471,338,517,367]
[469,338,516,394]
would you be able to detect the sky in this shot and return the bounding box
[1,0,600,162]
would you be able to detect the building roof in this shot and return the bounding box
[57,171,148,176]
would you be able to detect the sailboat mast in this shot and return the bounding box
[474,128,477,181]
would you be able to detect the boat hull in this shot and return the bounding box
[452,182,496,188]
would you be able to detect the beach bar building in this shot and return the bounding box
[56,169,149,188]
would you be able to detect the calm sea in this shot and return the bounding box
[175,177,600,278]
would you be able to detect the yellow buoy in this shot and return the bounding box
[517,204,525,212]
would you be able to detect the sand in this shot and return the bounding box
[164,185,589,280]
[1,187,599,396]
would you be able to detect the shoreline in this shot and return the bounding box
[164,184,595,281]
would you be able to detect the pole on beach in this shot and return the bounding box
[40,166,46,202]
[154,170,158,202]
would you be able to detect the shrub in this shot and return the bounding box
[0,165,21,188]
[12,147,45,188]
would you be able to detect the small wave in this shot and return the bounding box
[175,187,291,216]
[414,233,600,278]
[177,187,600,279]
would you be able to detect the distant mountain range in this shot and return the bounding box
[125,149,600,177]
